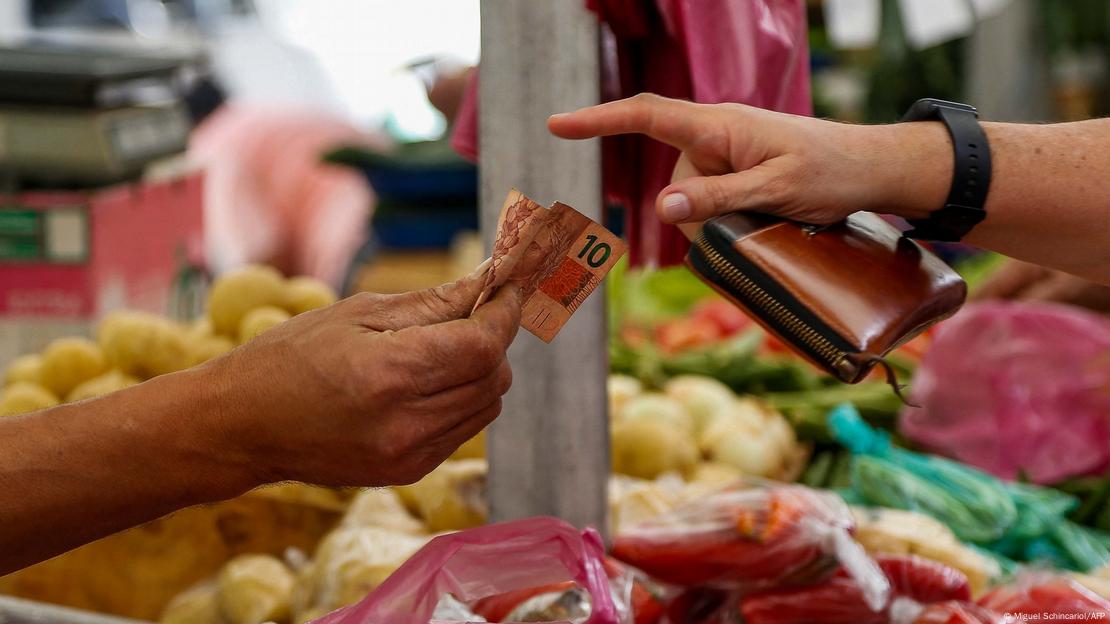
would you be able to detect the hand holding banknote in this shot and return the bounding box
[474,189,627,341]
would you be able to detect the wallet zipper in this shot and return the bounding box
[691,233,855,379]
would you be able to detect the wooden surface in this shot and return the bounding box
[479,0,609,534]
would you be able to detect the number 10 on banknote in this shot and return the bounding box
[474,189,627,342]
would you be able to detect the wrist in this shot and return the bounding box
[864,121,953,221]
[159,362,265,498]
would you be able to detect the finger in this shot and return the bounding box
[656,168,779,224]
[971,260,1049,301]
[389,284,521,392]
[390,257,493,326]
[418,359,512,425]
[348,258,492,331]
[466,282,523,351]
[433,398,502,458]
[548,93,714,150]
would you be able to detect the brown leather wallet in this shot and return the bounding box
[685,212,967,384]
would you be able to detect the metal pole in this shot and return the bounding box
[479,0,608,535]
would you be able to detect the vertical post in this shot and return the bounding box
[479,0,608,534]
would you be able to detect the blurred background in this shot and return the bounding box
[2,0,1108,351]
[3,3,1110,623]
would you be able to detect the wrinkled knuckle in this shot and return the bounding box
[701,178,730,214]
[759,175,792,207]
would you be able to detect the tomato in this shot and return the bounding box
[470,581,575,622]
[655,318,724,353]
[690,299,752,336]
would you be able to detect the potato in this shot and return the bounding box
[98,311,191,379]
[704,426,782,478]
[0,382,59,416]
[208,265,286,336]
[697,398,767,452]
[39,337,109,397]
[664,375,736,435]
[689,461,745,486]
[395,459,487,532]
[238,306,291,344]
[161,582,224,624]
[311,527,428,610]
[607,374,642,420]
[283,276,337,316]
[450,429,485,460]
[4,353,44,387]
[216,554,295,624]
[341,488,425,534]
[187,335,237,367]
[611,420,698,480]
[618,393,694,435]
[66,370,140,402]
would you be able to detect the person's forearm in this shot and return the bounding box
[880,119,1110,283]
[0,362,257,573]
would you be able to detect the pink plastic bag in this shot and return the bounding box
[900,302,1110,484]
[312,516,625,624]
[452,0,811,267]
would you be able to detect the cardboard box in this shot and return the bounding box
[0,173,204,365]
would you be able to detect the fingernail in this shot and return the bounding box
[661,193,692,222]
[470,256,493,277]
[548,113,569,121]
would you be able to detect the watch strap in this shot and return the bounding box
[900,99,992,242]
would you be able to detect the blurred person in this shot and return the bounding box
[548,94,1110,285]
[189,105,391,288]
[0,272,520,574]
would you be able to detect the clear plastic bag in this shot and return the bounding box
[610,482,890,610]
[310,516,627,624]
[977,573,1110,623]
[900,302,1110,484]
[831,404,1110,571]
[831,404,1018,543]
[736,555,971,624]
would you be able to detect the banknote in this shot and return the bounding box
[474,189,626,342]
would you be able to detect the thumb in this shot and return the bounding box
[656,169,777,224]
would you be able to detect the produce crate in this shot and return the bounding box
[0,172,205,368]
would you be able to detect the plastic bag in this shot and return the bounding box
[737,555,971,624]
[610,482,890,609]
[900,302,1110,484]
[311,516,627,624]
[911,601,1013,624]
[832,404,1110,570]
[978,573,1110,623]
[832,405,1025,544]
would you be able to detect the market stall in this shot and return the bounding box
[1,1,1109,624]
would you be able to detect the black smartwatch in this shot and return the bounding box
[899,98,992,242]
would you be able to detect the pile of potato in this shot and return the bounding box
[608,374,807,483]
[0,266,337,416]
[162,458,487,624]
